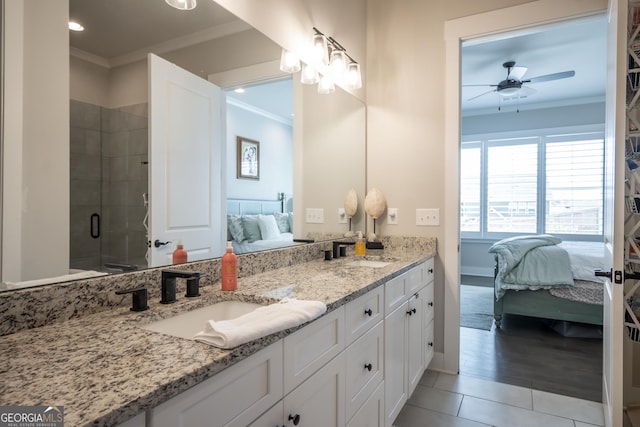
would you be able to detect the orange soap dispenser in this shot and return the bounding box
[172,240,188,264]
[221,241,238,291]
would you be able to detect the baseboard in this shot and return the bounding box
[461,266,493,277]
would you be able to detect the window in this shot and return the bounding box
[461,130,604,240]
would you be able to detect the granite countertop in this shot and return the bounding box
[0,249,434,426]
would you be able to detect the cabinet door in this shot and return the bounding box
[423,282,434,325]
[407,291,424,397]
[283,352,346,427]
[347,381,384,427]
[117,412,145,427]
[345,321,384,421]
[384,303,407,427]
[149,341,283,427]
[424,320,434,368]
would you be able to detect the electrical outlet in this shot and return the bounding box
[338,208,347,224]
[387,208,398,225]
[305,208,324,223]
[416,208,439,226]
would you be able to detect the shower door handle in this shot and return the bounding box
[90,213,100,239]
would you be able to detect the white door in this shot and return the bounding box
[148,54,225,267]
[603,0,626,425]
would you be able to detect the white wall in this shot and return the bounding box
[3,0,70,281]
[226,101,293,200]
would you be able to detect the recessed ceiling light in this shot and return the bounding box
[234,88,245,94]
[68,21,84,32]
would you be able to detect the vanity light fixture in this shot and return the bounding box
[68,21,84,32]
[279,49,301,73]
[165,0,197,11]
[279,27,363,93]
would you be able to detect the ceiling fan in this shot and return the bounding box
[464,60,575,102]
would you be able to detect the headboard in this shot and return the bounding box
[227,193,291,215]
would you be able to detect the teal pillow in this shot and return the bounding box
[274,212,290,233]
[241,215,262,242]
[227,215,245,242]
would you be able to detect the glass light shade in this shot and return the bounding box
[498,87,520,97]
[329,50,347,82]
[301,63,320,85]
[346,63,362,90]
[318,75,335,94]
[312,34,329,65]
[165,0,197,10]
[279,49,301,73]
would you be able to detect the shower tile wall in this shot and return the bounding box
[70,100,149,272]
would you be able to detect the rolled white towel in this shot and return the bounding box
[193,298,327,349]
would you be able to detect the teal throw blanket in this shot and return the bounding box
[489,235,574,299]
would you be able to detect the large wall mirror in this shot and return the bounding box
[0,0,365,289]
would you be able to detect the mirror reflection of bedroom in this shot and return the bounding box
[459,15,606,403]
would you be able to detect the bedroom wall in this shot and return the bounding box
[225,101,294,201]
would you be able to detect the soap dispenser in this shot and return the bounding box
[355,232,366,257]
[221,241,238,291]
[172,240,188,264]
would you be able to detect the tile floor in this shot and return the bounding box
[394,370,604,427]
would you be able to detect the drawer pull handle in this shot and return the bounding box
[428,301,434,307]
[428,268,434,273]
[406,308,416,316]
[288,414,300,425]
[364,363,373,371]
[428,342,434,347]
[364,308,373,316]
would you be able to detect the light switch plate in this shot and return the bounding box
[416,208,439,226]
[338,208,347,224]
[387,208,398,225]
[305,208,324,223]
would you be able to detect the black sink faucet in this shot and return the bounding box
[160,269,201,304]
[332,240,355,259]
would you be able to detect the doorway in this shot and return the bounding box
[442,0,609,379]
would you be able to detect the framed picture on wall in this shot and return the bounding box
[237,136,260,180]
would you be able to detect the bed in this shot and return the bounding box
[226,194,298,254]
[490,235,604,328]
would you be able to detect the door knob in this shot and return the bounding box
[154,239,171,248]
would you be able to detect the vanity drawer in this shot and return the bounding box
[284,307,345,394]
[423,282,434,325]
[345,321,383,421]
[406,264,423,295]
[423,257,434,285]
[149,341,283,427]
[345,286,384,345]
[384,272,407,314]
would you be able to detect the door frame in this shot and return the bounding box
[442,0,608,375]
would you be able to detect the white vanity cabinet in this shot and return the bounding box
[148,341,283,427]
[383,263,428,427]
[117,412,145,427]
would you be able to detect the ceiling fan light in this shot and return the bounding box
[498,87,520,97]
[165,0,197,10]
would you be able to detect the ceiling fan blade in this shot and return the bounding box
[524,70,575,84]
[508,66,527,81]
[467,89,496,101]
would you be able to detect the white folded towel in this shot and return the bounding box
[193,298,327,349]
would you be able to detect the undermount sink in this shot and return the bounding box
[140,300,263,340]
[345,260,391,268]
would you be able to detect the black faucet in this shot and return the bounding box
[332,240,355,259]
[160,269,201,304]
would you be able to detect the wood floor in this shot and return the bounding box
[459,280,603,403]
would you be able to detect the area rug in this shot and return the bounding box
[460,284,494,331]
